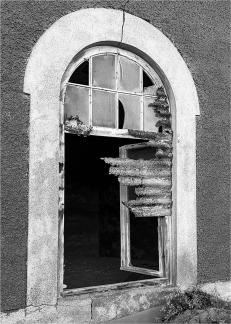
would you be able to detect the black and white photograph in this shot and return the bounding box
[0,0,230,323]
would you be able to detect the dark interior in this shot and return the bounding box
[143,70,153,88]
[69,60,89,85]
[64,134,159,289]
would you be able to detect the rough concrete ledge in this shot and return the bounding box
[199,281,231,302]
[0,284,175,323]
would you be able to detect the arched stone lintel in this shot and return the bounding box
[24,8,200,306]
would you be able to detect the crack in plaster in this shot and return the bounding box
[90,296,93,321]
[120,0,130,43]
[25,303,58,315]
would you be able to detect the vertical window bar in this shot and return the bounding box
[115,53,119,128]
[89,57,93,126]
[140,66,144,130]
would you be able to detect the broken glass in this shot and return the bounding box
[143,70,162,96]
[92,54,116,89]
[64,85,89,124]
[119,93,141,130]
[118,56,141,93]
[92,90,116,127]
[69,60,89,85]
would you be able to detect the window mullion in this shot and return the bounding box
[89,56,93,126]
[115,54,119,129]
[140,66,144,130]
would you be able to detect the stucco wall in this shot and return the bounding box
[1,0,230,312]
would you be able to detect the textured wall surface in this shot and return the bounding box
[1,0,230,312]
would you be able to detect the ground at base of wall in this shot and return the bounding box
[0,283,174,324]
[1,281,230,324]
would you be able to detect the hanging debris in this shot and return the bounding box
[118,176,171,187]
[109,166,171,178]
[128,129,172,140]
[123,196,171,207]
[64,115,92,136]
[155,149,173,158]
[127,205,171,217]
[135,186,171,197]
[101,157,172,167]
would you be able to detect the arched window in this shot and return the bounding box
[24,9,199,307]
[64,47,165,135]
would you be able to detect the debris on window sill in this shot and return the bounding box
[64,115,92,136]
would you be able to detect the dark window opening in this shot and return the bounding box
[69,60,89,85]
[64,134,158,289]
[143,71,153,89]
[118,100,125,129]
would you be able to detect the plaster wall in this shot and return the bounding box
[1,0,230,313]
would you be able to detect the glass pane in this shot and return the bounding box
[143,97,159,132]
[64,85,89,124]
[118,56,141,93]
[69,60,89,85]
[119,94,141,130]
[143,71,162,95]
[92,90,116,127]
[92,55,116,89]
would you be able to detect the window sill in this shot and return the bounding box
[61,277,169,298]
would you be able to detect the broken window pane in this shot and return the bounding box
[143,70,162,96]
[64,85,89,124]
[92,55,116,89]
[69,60,89,85]
[119,94,141,130]
[143,97,159,132]
[118,56,141,93]
[92,90,116,127]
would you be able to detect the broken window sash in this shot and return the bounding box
[116,142,171,277]
[92,90,116,128]
[92,54,116,90]
[64,84,90,125]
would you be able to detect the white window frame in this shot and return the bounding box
[64,46,164,138]
[23,8,200,307]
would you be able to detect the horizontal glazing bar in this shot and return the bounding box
[67,82,157,99]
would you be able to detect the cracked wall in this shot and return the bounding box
[1,0,230,313]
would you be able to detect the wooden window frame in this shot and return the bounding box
[119,143,170,279]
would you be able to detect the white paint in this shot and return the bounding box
[24,8,200,306]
